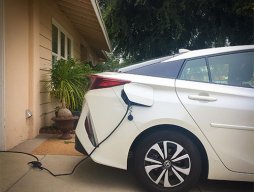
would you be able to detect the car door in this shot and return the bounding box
[175,51,254,174]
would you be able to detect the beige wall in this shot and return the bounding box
[4,0,104,149]
[5,0,42,149]
[5,0,31,149]
[0,0,5,150]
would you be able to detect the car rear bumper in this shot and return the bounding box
[75,134,88,155]
[75,88,140,170]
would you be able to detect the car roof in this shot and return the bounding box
[163,45,254,62]
[119,45,254,73]
[118,55,176,72]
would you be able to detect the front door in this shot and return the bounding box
[176,52,254,174]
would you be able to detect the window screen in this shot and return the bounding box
[67,38,71,59]
[52,24,58,54]
[60,32,65,57]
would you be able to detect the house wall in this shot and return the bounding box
[38,0,88,127]
[4,0,31,149]
[4,0,104,149]
[4,0,41,149]
[0,0,5,150]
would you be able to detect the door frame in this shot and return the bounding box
[0,0,5,150]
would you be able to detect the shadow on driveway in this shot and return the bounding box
[1,152,253,192]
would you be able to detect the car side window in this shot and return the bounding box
[126,60,184,79]
[180,58,209,82]
[208,51,254,88]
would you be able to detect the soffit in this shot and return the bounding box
[57,0,111,52]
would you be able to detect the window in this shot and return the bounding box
[180,58,209,82]
[51,20,73,63]
[126,60,184,79]
[208,51,254,88]
[60,32,65,57]
[67,38,71,58]
[52,25,58,54]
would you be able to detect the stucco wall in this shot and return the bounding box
[4,0,31,149]
[0,0,5,150]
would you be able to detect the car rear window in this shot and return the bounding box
[125,59,184,79]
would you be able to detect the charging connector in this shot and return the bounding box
[28,161,42,169]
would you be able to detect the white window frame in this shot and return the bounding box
[52,18,73,62]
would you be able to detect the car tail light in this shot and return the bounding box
[89,75,130,90]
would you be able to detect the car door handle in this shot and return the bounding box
[188,95,217,102]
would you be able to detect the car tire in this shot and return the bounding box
[133,130,202,192]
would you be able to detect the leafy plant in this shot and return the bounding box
[48,59,93,111]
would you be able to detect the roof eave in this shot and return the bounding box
[90,0,112,52]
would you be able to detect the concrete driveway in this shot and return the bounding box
[0,135,253,192]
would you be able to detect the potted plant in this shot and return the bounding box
[47,58,92,139]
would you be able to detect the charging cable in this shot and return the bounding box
[0,104,131,177]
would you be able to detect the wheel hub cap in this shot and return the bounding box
[163,160,171,169]
[144,141,191,188]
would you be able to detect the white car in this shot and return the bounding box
[75,45,254,192]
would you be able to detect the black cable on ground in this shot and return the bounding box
[0,150,39,161]
[0,104,131,177]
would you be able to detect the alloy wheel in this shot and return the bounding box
[144,141,191,188]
